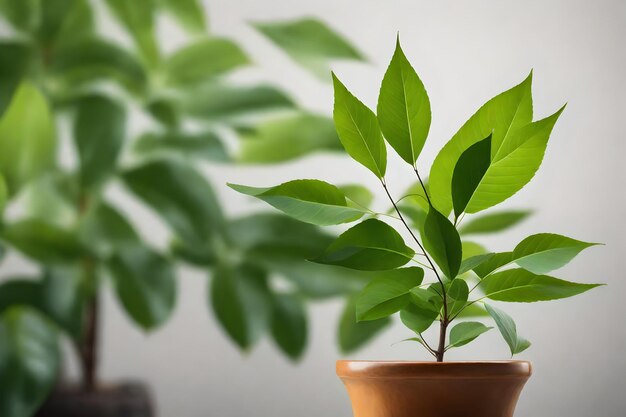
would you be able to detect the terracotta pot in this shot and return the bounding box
[35,382,154,417]
[337,360,531,417]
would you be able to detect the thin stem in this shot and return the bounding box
[417,332,437,356]
[412,166,432,206]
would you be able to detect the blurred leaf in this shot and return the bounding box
[447,278,469,316]
[134,131,229,162]
[0,306,59,417]
[228,180,365,226]
[105,0,159,67]
[271,293,307,360]
[145,97,180,128]
[338,295,390,354]
[513,233,599,274]
[37,0,88,45]
[430,73,533,215]
[164,38,249,86]
[51,0,94,49]
[448,321,491,348]
[122,159,224,246]
[0,281,40,314]
[211,262,271,349]
[0,0,40,33]
[40,265,86,338]
[313,219,414,271]
[49,37,147,95]
[73,94,126,187]
[473,252,513,278]
[79,201,139,258]
[400,180,430,212]
[398,204,427,232]
[108,246,176,330]
[400,303,438,334]
[0,81,55,194]
[20,173,77,228]
[422,206,461,279]
[480,268,601,302]
[158,0,206,34]
[461,241,486,260]
[332,73,386,178]
[356,267,423,321]
[182,83,294,122]
[2,219,83,263]
[170,239,217,267]
[451,134,491,218]
[377,37,431,165]
[0,42,33,117]
[254,18,364,80]
[238,114,341,163]
[484,303,531,355]
[459,210,531,235]
[0,175,7,213]
[339,184,374,209]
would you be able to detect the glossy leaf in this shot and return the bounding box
[0,307,59,417]
[459,210,531,235]
[271,293,307,360]
[480,268,601,302]
[313,219,414,271]
[73,94,126,187]
[123,159,224,246]
[164,38,249,86]
[134,131,229,162]
[0,82,55,194]
[108,246,176,330]
[254,18,364,80]
[356,267,424,321]
[429,73,533,215]
[451,134,491,217]
[238,114,341,163]
[513,233,599,274]
[158,0,206,34]
[2,219,83,263]
[338,295,390,354]
[409,285,443,313]
[400,303,438,334]
[422,206,462,278]
[484,303,531,355]
[332,73,387,178]
[377,38,431,165]
[228,180,364,226]
[448,321,492,348]
[211,263,272,349]
[0,42,32,117]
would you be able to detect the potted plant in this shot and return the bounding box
[230,37,602,417]
[0,1,370,416]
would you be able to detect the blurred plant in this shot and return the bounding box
[0,1,371,415]
[230,38,602,362]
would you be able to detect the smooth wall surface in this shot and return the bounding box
[10,0,626,416]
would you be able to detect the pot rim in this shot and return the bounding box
[336,360,532,380]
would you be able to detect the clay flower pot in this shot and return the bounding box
[337,360,531,417]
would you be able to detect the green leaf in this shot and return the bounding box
[356,267,424,321]
[145,97,180,128]
[0,175,7,213]
[73,94,126,187]
[513,233,599,274]
[0,82,55,194]
[409,285,442,313]
[134,131,229,162]
[429,73,533,215]
[0,281,40,315]
[123,159,224,246]
[0,0,39,33]
[158,0,206,34]
[332,73,387,178]
[0,42,33,117]
[377,37,431,165]
[338,295,390,354]
[105,0,159,67]
[39,265,86,339]
[270,293,307,360]
[211,263,271,349]
[182,83,295,122]
[473,252,513,278]
[484,303,531,355]
[456,303,490,318]
[0,307,59,417]
[459,210,531,235]
[422,206,462,278]
[480,268,601,302]
[228,179,364,226]
[253,18,364,80]
[313,219,414,271]
[49,37,147,95]
[459,253,495,275]
[18,173,77,228]
[78,201,139,258]
[2,219,83,263]
[48,0,94,49]
[238,114,342,163]
[447,279,469,316]
[451,134,491,218]
[400,303,438,334]
[448,321,492,348]
[164,38,249,86]
[339,184,374,209]
[108,246,176,330]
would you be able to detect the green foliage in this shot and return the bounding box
[512,233,599,274]
[270,293,308,360]
[422,206,462,279]
[158,0,206,34]
[451,134,491,218]
[448,321,491,348]
[338,295,390,354]
[484,303,530,355]
[459,210,531,235]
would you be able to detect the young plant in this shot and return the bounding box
[230,37,602,362]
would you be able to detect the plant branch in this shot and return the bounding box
[412,166,432,206]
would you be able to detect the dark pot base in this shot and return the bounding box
[36,382,154,417]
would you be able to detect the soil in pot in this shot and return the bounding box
[337,361,531,417]
[35,382,154,417]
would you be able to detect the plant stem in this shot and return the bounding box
[436,319,449,362]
